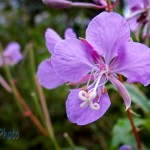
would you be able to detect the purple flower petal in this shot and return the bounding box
[45,28,62,54]
[3,42,23,66]
[64,28,77,39]
[111,42,150,86]
[0,56,3,67]
[86,12,130,64]
[119,145,132,150]
[128,16,139,31]
[109,75,131,110]
[51,39,95,82]
[80,38,105,68]
[37,59,65,89]
[127,0,146,11]
[66,89,111,125]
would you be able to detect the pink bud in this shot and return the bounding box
[42,0,72,8]
[93,0,107,6]
[119,145,132,150]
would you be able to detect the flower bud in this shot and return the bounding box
[93,0,107,6]
[119,145,132,150]
[42,0,72,9]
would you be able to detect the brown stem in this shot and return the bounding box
[118,75,143,150]
[127,109,143,150]
[72,2,107,9]
[111,0,119,10]
[34,75,61,150]
[118,74,123,82]
[12,83,48,137]
[107,0,112,12]
[0,74,12,93]
[0,43,47,136]
[1,52,48,136]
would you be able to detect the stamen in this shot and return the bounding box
[87,68,94,87]
[102,87,108,94]
[93,70,106,91]
[78,65,109,111]
[86,68,99,88]
[97,77,108,88]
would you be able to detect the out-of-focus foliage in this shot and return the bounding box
[0,0,150,150]
[111,118,145,150]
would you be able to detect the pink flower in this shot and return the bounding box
[50,12,150,125]
[37,28,76,89]
[0,42,23,67]
[127,0,150,39]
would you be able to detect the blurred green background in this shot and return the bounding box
[0,0,150,150]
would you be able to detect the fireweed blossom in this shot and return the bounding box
[37,28,76,89]
[0,42,23,92]
[0,42,23,67]
[127,0,150,39]
[50,12,150,125]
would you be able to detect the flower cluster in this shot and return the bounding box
[37,12,150,125]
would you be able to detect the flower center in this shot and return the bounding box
[78,65,109,110]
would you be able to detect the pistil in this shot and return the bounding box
[78,67,109,110]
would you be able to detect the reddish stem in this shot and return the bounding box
[13,85,48,137]
[118,74,123,82]
[72,2,107,10]
[111,0,119,10]
[127,109,143,150]
[118,75,143,150]
[107,0,112,12]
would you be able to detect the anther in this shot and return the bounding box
[102,87,108,94]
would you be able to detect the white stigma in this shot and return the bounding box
[78,90,100,110]
[78,66,109,111]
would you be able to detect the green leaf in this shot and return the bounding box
[107,83,150,114]
[111,118,145,149]
[143,119,150,131]
[124,83,150,114]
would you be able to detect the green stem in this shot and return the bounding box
[0,43,23,113]
[28,43,45,123]
[34,75,61,150]
[118,75,143,150]
[0,42,48,136]
[64,133,76,150]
